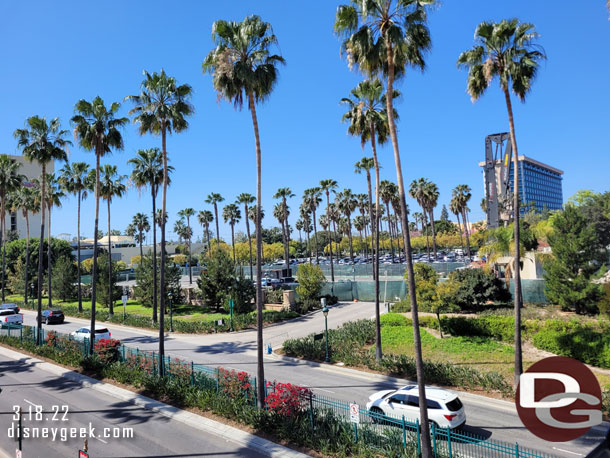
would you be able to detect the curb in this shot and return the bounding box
[0,346,308,458]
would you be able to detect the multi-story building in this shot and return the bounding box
[3,154,52,239]
[479,155,563,217]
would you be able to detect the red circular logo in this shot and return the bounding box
[516,356,602,442]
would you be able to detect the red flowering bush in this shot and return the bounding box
[167,357,192,382]
[94,338,121,364]
[125,352,156,373]
[45,331,58,347]
[218,367,252,399]
[264,381,311,417]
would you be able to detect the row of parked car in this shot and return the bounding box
[0,303,66,327]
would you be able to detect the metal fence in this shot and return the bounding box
[1,324,557,458]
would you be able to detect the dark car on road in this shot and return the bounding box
[42,309,65,325]
[0,303,20,314]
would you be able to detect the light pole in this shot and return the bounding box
[30,282,35,306]
[322,299,330,363]
[168,291,174,333]
[229,298,234,332]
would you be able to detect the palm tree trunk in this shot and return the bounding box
[139,231,143,261]
[504,87,523,387]
[347,214,354,263]
[47,204,52,308]
[159,125,168,376]
[214,204,220,247]
[326,193,335,283]
[385,40,431,456]
[455,212,465,255]
[462,209,471,259]
[365,170,375,278]
[188,217,193,285]
[107,198,113,316]
[77,190,83,313]
[312,208,319,264]
[248,91,265,409]
[205,225,211,258]
[386,202,395,263]
[244,204,253,281]
[151,185,158,324]
[36,165,46,345]
[24,212,30,305]
[231,223,236,262]
[90,153,101,355]
[305,223,311,264]
[422,209,430,260]
[1,193,6,302]
[370,128,382,361]
[429,208,437,259]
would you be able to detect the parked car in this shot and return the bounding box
[70,326,111,342]
[366,385,466,429]
[41,309,65,325]
[0,303,20,313]
[0,309,24,327]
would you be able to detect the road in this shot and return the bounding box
[20,302,608,457]
[0,354,264,458]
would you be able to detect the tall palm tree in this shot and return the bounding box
[16,186,37,305]
[337,189,357,263]
[222,204,241,262]
[197,210,214,258]
[44,174,64,308]
[127,70,193,372]
[71,98,127,354]
[178,208,196,284]
[450,197,465,255]
[458,19,545,386]
[424,180,439,259]
[236,193,256,280]
[299,203,313,263]
[319,179,338,282]
[354,158,376,266]
[380,180,398,263]
[273,188,295,272]
[128,148,167,324]
[295,218,303,243]
[59,161,90,312]
[355,193,370,260]
[336,3,437,450]
[132,213,150,262]
[452,185,472,260]
[0,156,23,301]
[100,165,127,315]
[203,15,284,407]
[303,188,322,264]
[14,116,70,344]
[205,193,224,248]
[410,178,432,260]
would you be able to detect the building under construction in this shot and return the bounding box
[479,133,563,228]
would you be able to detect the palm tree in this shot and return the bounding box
[205,193,225,248]
[273,188,295,272]
[354,158,376,266]
[59,161,90,312]
[319,180,338,281]
[203,15,285,407]
[14,116,70,344]
[128,148,167,324]
[132,213,150,262]
[410,178,432,260]
[174,219,187,245]
[100,165,127,315]
[380,180,398,263]
[424,180,439,259]
[44,174,64,308]
[295,219,303,243]
[355,193,370,260]
[336,2,437,449]
[452,185,472,260]
[222,204,241,262]
[178,208,196,284]
[71,97,127,354]
[299,203,313,262]
[15,186,37,305]
[337,189,357,263]
[197,210,214,258]
[127,70,193,373]
[303,188,322,264]
[449,197,465,255]
[458,19,545,386]
[236,193,256,280]
[0,156,23,301]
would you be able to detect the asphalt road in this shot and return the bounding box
[19,302,609,457]
[0,354,264,458]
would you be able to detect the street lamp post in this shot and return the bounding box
[322,298,330,363]
[229,298,234,332]
[30,283,35,305]
[168,291,174,333]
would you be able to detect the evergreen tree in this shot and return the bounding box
[96,253,121,308]
[440,204,449,222]
[51,256,77,301]
[134,252,182,309]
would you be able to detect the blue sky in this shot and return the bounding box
[1,1,609,242]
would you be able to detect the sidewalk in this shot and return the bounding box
[0,345,309,458]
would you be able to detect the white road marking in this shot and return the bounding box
[24,399,41,408]
[552,447,583,456]
[95,436,108,444]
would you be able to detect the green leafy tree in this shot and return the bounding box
[14,116,70,343]
[449,268,511,311]
[544,205,603,314]
[433,281,460,338]
[95,253,120,309]
[51,256,77,302]
[203,15,285,407]
[440,204,449,221]
[458,18,546,387]
[134,252,182,309]
[198,249,234,312]
[598,283,610,318]
[296,264,325,304]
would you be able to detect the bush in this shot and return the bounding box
[94,338,121,364]
[391,299,410,313]
[264,382,311,417]
[267,289,284,304]
[295,264,325,301]
[442,316,515,341]
[449,268,511,311]
[320,294,338,306]
[380,313,409,327]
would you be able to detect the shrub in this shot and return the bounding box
[267,288,284,305]
[296,264,325,301]
[264,382,311,417]
[380,313,409,327]
[218,367,253,399]
[94,338,121,364]
[391,299,410,313]
[449,268,511,311]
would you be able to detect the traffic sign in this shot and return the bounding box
[15,450,22,458]
[122,295,128,306]
[349,403,360,424]
[79,450,89,458]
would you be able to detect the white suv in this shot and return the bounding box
[71,326,111,342]
[366,385,466,429]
